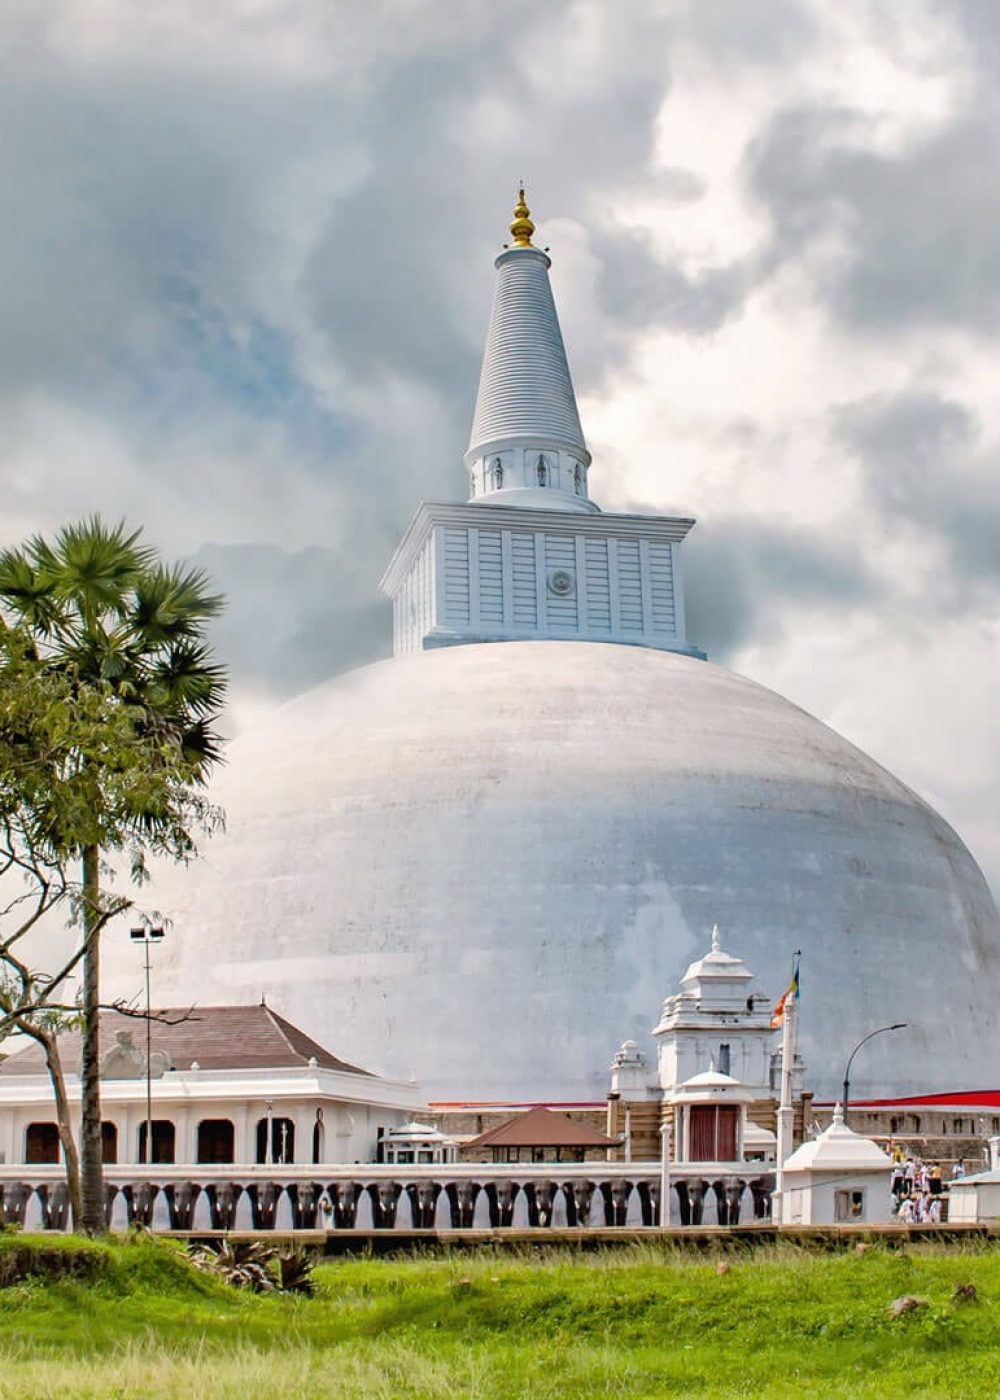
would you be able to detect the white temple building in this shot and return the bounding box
[0,1006,421,1171]
[108,191,1000,1106]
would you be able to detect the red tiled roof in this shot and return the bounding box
[0,1005,373,1078]
[466,1105,620,1150]
[814,1091,1000,1109]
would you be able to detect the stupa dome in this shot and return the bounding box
[125,639,1000,1102]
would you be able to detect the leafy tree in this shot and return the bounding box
[0,629,143,1220]
[0,520,226,1233]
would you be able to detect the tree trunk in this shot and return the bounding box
[23,1026,83,1227]
[79,843,104,1235]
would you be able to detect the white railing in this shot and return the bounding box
[0,1159,775,1232]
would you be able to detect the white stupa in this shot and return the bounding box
[118,191,1000,1103]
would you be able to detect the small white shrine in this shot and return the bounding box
[380,1121,457,1165]
[778,1106,893,1225]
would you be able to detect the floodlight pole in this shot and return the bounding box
[130,927,165,1165]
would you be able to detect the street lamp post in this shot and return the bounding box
[842,1023,907,1127]
[130,927,165,1165]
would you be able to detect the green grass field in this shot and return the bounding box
[2,1234,1000,1398]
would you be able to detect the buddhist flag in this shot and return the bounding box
[771,955,801,1028]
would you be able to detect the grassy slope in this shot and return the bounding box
[1,1237,1000,1398]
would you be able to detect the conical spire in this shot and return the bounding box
[465,191,595,514]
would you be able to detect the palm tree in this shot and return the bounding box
[0,518,226,1233]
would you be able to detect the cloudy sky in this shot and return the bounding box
[3,0,999,895]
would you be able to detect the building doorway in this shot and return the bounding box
[689,1106,738,1162]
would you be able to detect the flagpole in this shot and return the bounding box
[773,953,800,1224]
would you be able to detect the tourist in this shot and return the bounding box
[926,1195,943,1224]
[953,1160,966,1180]
[929,1163,943,1196]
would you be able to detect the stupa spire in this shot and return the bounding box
[465,191,596,514]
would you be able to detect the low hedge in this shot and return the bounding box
[0,1233,112,1287]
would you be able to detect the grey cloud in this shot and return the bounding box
[836,391,1000,585]
[747,106,1000,334]
[0,0,688,559]
[673,516,880,660]
[191,543,391,703]
[671,0,818,66]
[597,228,753,334]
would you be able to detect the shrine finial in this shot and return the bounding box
[509,186,535,247]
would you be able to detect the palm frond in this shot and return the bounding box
[0,550,66,637]
[145,641,228,718]
[178,717,227,773]
[38,518,154,630]
[128,564,225,649]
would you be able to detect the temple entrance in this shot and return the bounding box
[689,1106,738,1162]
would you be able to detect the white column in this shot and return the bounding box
[671,542,687,645]
[775,997,797,1214]
[501,530,513,628]
[659,1120,672,1229]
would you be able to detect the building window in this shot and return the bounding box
[469,474,476,497]
[137,1120,176,1164]
[992,1118,1000,1135]
[312,1113,325,1166]
[101,1122,118,1165]
[717,1044,731,1076]
[25,1122,60,1164]
[574,463,584,495]
[834,1189,866,1221]
[492,458,503,489]
[197,1119,235,1165]
[536,455,547,486]
[256,1116,295,1166]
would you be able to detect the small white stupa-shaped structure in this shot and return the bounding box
[779,1105,892,1225]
